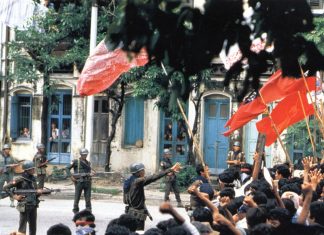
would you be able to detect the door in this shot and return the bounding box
[203,97,229,174]
[47,90,72,164]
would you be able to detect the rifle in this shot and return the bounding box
[72,172,93,178]
[0,163,21,175]
[0,188,61,199]
[39,157,57,167]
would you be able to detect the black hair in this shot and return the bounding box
[164,226,190,235]
[196,164,205,175]
[72,209,96,228]
[267,208,291,227]
[156,219,178,232]
[252,191,268,205]
[310,201,324,226]
[47,223,72,235]
[219,187,235,199]
[250,223,273,235]
[282,198,297,220]
[144,228,163,235]
[226,196,244,215]
[280,183,301,196]
[118,214,138,232]
[218,171,235,184]
[276,164,291,179]
[192,207,213,224]
[246,207,267,228]
[105,225,130,235]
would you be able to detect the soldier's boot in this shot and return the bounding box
[177,202,184,208]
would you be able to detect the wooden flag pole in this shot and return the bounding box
[258,92,292,164]
[297,91,316,156]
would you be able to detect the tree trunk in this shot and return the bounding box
[41,73,49,147]
[105,82,126,172]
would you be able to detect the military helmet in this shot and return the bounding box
[233,141,241,147]
[130,163,145,174]
[2,144,11,150]
[80,148,89,155]
[22,160,35,171]
[36,143,45,149]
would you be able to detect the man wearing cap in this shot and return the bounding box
[0,144,17,207]
[227,141,245,168]
[160,149,183,207]
[66,148,93,213]
[3,160,43,235]
[33,143,48,189]
[123,161,181,230]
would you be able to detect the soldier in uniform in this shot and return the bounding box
[160,149,183,207]
[123,162,181,230]
[66,148,93,214]
[3,160,43,235]
[33,143,47,189]
[226,141,245,168]
[0,144,17,207]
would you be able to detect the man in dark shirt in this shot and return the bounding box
[66,148,93,214]
[160,149,183,207]
[123,161,181,230]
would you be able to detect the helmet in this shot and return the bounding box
[36,143,45,149]
[3,144,11,150]
[130,163,145,174]
[163,149,171,155]
[80,148,89,155]
[22,160,35,171]
[233,141,241,147]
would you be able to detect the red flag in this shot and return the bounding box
[77,40,148,96]
[223,71,316,136]
[256,92,314,146]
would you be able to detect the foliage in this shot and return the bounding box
[48,166,68,181]
[304,17,324,54]
[176,165,196,190]
[285,118,323,157]
[107,0,324,102]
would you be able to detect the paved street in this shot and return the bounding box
[0,196,189,235]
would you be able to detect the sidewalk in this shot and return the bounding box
[44,180,191,206]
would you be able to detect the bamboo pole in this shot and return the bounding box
[258,92,292,164]
[297,91,316,156]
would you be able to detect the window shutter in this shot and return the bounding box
[10,96,19,139]
[134,98,144,142]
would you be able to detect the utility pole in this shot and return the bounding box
[85,0,98,159]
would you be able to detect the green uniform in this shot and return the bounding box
[66,158,92,213]
[4,172,39,235]
[0,152,16,204]
[33,153,47,189]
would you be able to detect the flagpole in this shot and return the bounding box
[299,66,324,139]
[297,91,316,156]
[258,92,292,165]
[160,63,209,176]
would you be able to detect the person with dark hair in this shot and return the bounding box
[192,207,213,224]
[218,171,235,189]
[156,218,179,232]
[310,201,324,226]
[105,225,130,235]
[72,209,96,235]
[282,198,297,221]
[275,164,291,180]
[194,164,210,183]
[250,223,273,235]
[160,149,183,207]
[144,228,163,235]
[47,223,72,235]
[246,207,267,229]
[123,162,181,230]
[267,208,290,228]
[118,214,138,232]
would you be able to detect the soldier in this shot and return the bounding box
[33,143,48,189]
[123,161,181,230]
[66,148,93,214]
[0,144,17,207]
[3,160,42,235]
[226,141,245,168]
[160,149,183,207]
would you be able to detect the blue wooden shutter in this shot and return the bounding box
[124,98,144,145]
[10,96,19,139]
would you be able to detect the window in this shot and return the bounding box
[124,97,144,146]
[10,95,32,140]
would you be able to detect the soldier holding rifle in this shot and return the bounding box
[33,143,48,189]
[0,144,18,207]
[3,160,56,235]
[66,148,93,214]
